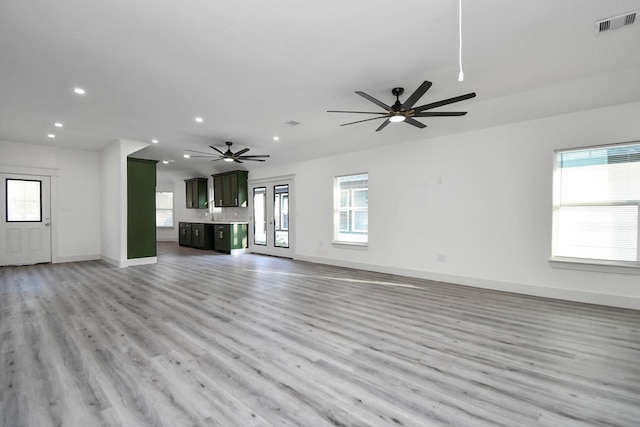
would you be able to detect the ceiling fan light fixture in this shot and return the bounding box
[389,115,405,123]
[223,157,234,162]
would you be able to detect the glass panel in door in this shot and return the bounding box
[7,179,42,222]
[253,187,267,245]
[274,184,289,248]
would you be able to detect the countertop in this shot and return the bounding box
[182,220,249,224]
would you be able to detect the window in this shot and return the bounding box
[6,179,41,222]
[156,191,174,227]
[334,173,368,244]
[552,142,640,267]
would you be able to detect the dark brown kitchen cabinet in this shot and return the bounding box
[179,222,214,249]
[211,170,248,207]
[213,223,248,253]
[178,222,192,246]
[185,178,208,209]
[191,223,214,249]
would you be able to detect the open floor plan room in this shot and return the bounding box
[1,243,639,427]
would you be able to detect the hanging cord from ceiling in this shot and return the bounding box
[458,0,464,82]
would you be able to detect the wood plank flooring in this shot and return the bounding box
[1,242,639,426]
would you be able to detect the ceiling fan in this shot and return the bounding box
[186,141,270,163]
[327,80,476,131]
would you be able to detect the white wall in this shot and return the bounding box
[100,141,122,263]
[250,101,640,309]
[156,170,213,241]
[0,139,101,262]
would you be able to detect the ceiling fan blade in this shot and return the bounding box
[413,111,468,117]
[235,148,250,156]
[210,158,224,162]
[209,145,225,155]
[402,81,432,109]
[233,159,243,163]
[238,155,270,159]
[186,149,218,156]
[404,117,427,129]
[356,91,392,111]
[375,119,391,132]
[242,158,267,162]
[327,110,388,115]
[413,92,476,112]
[340,116,387,126]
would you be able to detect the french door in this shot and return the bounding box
[249,177,294,258]
[0,174,52,266]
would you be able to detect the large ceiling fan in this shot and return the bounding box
[328,80,476,131]
[186,141,270,163]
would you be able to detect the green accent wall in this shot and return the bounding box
[127,158,157,259]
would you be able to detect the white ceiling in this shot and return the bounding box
[2,0,640,174]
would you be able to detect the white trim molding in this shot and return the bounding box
[294,255,640,310]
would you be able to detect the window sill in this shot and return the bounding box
[332,241,368,250]
[549,257,640,276]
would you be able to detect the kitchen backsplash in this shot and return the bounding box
[211,207,249,222]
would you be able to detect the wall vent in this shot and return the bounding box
[285,120,301,127]
[595,10,638,34]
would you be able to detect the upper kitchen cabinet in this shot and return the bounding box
[185,178,208,209]
[212,170,248,207]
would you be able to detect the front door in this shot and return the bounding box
[0,174,52,266]
[249,177,294,258]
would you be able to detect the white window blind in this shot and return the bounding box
[156,191,174,227]
[552,142,640,265]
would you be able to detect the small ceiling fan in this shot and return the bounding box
[186,141,270,163]
[327,80,476,131]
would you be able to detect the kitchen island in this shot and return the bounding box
[178,221,248,254]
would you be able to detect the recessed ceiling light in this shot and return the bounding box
[54,122,63,128]
[162,160,169,164]
[183,154,190,158]
[273,136,280,141]
[195,117,203,123]
[151,139,158,144]
[47,134,55,138]
[73,88,85,95]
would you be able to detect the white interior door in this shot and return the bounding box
[0,174,52,266]
[249,177,294,258]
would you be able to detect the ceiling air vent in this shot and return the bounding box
[285,120,301,127]
[595,10,637,34]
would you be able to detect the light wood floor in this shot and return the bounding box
[1,243,639,427]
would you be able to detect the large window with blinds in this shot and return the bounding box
[552,142,640,267]
[156,191,174,227]
[334,173,368,245]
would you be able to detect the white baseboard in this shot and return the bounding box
[125,257,157,267]
[294,255,640,310]
[100,255,157,268]
[53,254,101,264]
[101,255,123,267]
